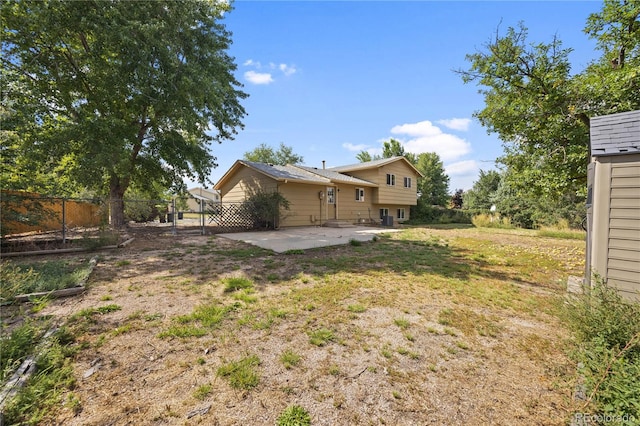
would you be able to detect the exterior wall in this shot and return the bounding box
[185,188,220,212]
[278,182,327,227]
[335,184,377,223]
[218,166,278,203]
[376,162,419,205]
[342,161,419,206]
[591,153,640,301]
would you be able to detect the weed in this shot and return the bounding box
[394,318,410,330]
[2,331,76,425]
[347,304,366,313]
[193,383,212,400]
[223,277,254,293]
[280,349,302,369]
[277,405,311,426]
[349,239,362,246]
[309,328,336,346]
[115,260,131,267]
[392,391,401,399]
[403,332,415,342]
[284,249,305,255]
[100,295,113,301]
[328,364,340,376]
[197,357,206,365]
[564,279,640,420]
[216,354,261,390]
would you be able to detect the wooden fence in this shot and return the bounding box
[1,191,106,236]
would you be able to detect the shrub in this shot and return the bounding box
[564,279,640,422]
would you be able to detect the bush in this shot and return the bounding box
[564,279,640,423]
[471,213,514,229]
[408,204,472,225]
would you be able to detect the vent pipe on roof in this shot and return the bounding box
[322,160,326,169]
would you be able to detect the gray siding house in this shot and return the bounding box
[587,110,640,301]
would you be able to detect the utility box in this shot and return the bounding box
[382,215,394,227]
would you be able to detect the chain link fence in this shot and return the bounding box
[1,191,279,242]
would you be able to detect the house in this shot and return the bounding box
[587,110,640,301]
[185,187,220,212]
[214,156,423,227]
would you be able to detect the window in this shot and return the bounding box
[397,208,405,220]
[386,174,395,186]
[379,208,389,219]
[355,188,364,202]
[404,177,412,188]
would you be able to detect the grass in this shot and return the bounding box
[4,225,591,425]
[308,328,336,346]
[216,354,261,390]
[277,405,311,426]
[223,277,254,293]
[280,349,302,369]
[0,259,94,302]
[159,302,235,338]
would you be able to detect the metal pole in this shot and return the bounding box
[62,198,66,244]
[171,198,177,235]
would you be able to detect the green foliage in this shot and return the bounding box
[223,277,254,293]
[462,170,501,211]
[216,354,261,390]
[0,259,94,302]
[2,1,247,226]
[280,349,302,369]
[564,279,640,421]
[244,191,291,229]
[277,405,311,426]
[0,322,39,382]
[459,2,639,228]
[308,328,336,346]
[415,152,449,206]
[408,204,472,225]
[471,214,514,229]
[243,142,304,165]
[2,330,77,425]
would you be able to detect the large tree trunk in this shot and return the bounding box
[109,177,127,228]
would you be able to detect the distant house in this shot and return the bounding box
[587,110,640,301]
[185,187,220,212]
[214,157,423,227]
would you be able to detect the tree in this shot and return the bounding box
[356,151,378,163]
[414,152,449,206]
[243,143,303,165]
[459,2,639,201]
[463,170,501,211]
[2,1,247,227]
[450,189,464,209]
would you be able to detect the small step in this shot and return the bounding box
[323,219,355,228]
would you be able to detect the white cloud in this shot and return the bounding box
[437,118,472,132]
[342,142,369,152]
[244,70,274,85]
[279,63,297,76]
[243,59,256,67]
[390,120,471,162]
[445,160,479,176]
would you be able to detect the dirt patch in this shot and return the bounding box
[5,226,583,425]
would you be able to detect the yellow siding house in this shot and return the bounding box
[214,157,423,227]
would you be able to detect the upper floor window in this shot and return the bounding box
[386,174,395,186]
[404,177,412,188]
[355,188,365,202]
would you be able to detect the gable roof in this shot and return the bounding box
[215,160,329,190]
[590,110,640,157]
[296,166,377,187]
[328,156,424,177]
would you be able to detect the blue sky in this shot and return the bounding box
[204,1,603,191]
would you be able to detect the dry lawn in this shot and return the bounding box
[29,225,585,425]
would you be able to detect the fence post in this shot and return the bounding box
[62,198,66,244]
[171,198,176,235]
